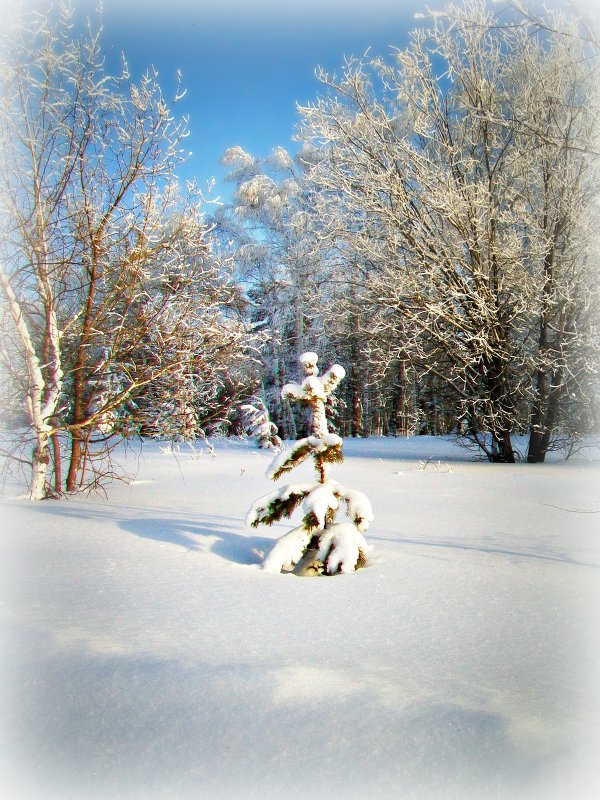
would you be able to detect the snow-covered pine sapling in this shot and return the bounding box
[240,401,282,450]
[246,352,373,575]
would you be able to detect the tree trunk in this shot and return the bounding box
[491,427,515,463]
[51,431,62,495]
[528,361,548,463]
[527,370,563,463]
[1,267,63,498]
[65,430,83,493]
[392,360,409,436]
[485,355,516,463]
[352,392,362,437]
[30,434,50,500]
[348,369,363,437]
[527,430,545,463]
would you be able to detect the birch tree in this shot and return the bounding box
[297,0,600,461]
[0,6,253,497]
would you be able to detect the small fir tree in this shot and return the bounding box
[247,352,373,575]
[240,401,282,450]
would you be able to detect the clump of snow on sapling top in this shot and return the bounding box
[247,352,373,576]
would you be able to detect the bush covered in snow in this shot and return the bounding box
[247,352,372,575]
[240,401,282,450]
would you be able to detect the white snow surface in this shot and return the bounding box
[2,435,600,800]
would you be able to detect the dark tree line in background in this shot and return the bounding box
[1,1,599,497]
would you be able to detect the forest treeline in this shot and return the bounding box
[1,1,599,498]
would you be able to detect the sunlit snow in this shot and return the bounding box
[1,436,600,800]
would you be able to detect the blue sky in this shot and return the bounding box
[14,0,590,199]
[96,0,434,198]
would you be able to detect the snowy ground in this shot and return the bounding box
[1,435,600,800]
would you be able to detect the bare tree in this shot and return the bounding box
[503,1,600,55]
[0,6,254,497]
[297,0,600,461]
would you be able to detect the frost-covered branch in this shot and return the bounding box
[295,0,600,461]
[0,5,258,496]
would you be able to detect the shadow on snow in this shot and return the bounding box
[119,515,274,566]
[11,499,599,570]
[368,533,600,569]
[8,500,274,567]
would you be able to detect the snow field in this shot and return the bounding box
[1,436,599,800]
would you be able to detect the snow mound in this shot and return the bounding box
[262,526,311,573]
[316,522,371,574]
